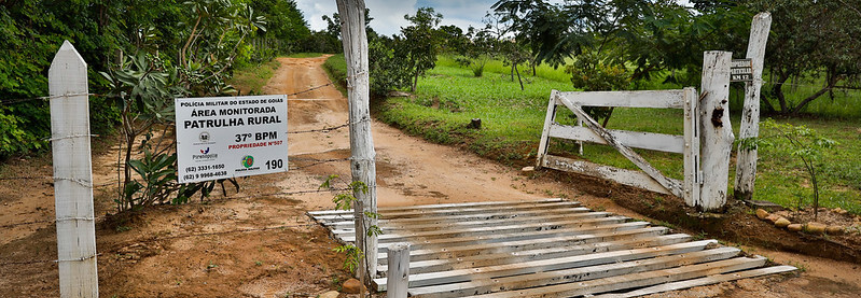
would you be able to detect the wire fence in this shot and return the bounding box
[0,222,324,267]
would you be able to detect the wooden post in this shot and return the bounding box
[734,13,772,201]
[336,0,378,281]
[386,242,411,298]
[49,40,98,297]
[535,90,559,168]
[699,51,734,211]
[682,87,701,208]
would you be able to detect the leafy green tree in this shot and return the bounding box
[761,119,837,220]
[400,7,443,92]
[748,0,861,114]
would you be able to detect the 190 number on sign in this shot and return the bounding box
[266,159,284,170]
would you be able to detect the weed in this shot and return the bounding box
[115,225,132,233]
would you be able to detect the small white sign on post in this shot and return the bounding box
[731,59,753,82]
[175,95,288,183]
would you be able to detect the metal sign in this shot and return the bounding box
[731,59,753,83]
[175,95,288,183]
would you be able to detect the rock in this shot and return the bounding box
[318,291,339,298]
[755,209,769,220]
[521,166,535,172]
[744,200,785,212]
[826,226,845,235]
[787,224,803,232]
[765,214,781,223]
[775,217,791,228]
[342,278,364,294]
[834,208,849,215]
[804,222,826,234]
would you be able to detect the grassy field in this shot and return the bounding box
[362,55,861,214]
[230,60,280,95]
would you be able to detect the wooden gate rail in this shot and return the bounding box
[536,88,701,203]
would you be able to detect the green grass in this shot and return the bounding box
[229,60,280,95]
[378,57,861,214]
[323,54,347,97]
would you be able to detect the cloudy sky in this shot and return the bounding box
[295,0,693,37]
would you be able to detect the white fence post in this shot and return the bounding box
[734,12,772,201]
[699,51,734,211]
[682,87,701,208]
[386,242,410,298]
[336,0,378,282]
[49,40,98,297]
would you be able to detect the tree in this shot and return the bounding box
[749,0,861,114]
[400,7,443,92]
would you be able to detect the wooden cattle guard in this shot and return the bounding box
[49,41,99,297]
[734,13,772,200]
[336,0,379,282]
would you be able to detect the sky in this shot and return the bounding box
[295,0,694,37]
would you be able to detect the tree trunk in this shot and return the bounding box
[773,72,791,113]
[790,75,841,114]
[514,63,524,91]
[336,0,378,284]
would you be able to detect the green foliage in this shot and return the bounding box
[748,0,861,114]
[332,244,362,274]
[760,119,837,219]
[400,7,444,92]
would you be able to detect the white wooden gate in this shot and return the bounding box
[536,88,703,207]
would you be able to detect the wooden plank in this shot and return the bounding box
[372,222,652,254]
[555,89,686,109]
[373,240,718,290]
[49,41,99,298]
[556,95,684,197]
[313,201,581,222]
[542,155,677,196]
[333,212,611,234]
[308,198,565,216]
[409,247,741,298]
[548,124,685,154]
[536,91,560,168]
[377,226,667,263]
[341,216,631,243]
[699,51,734,211]
[386,243,410,298]
[734,13,772,201]
[592,265,796,298]
[324,207,591,228]
[380,234,692,275]
[683,87,701,208]
[460,256,766,298]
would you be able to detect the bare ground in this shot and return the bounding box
[1,55,859,297]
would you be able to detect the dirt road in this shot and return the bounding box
[0,56,859,297]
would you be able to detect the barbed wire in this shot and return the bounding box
[289,157,351,171]
[762,81,861,90]
[0,222,322,267]
[287,122,349,134]
[0,93,98,106]
[0,220,54,229]
[287,82,335,97]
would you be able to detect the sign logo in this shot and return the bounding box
[199,131,211,142]
[192,148,218,162]
[242,155,254,168]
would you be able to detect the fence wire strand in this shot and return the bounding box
[0,222,321,267]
